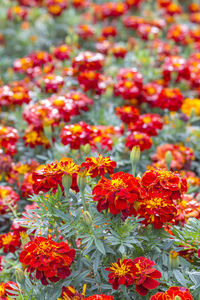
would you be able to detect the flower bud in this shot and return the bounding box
[130,146,140,165]
[20,232,30,247]
[174,297,181,300]
[15,268,25,283]
[62,174,72,193]
[169,251,180,269]
[165,150,172,169]
[82,211,93,226]
[77,170,88,193]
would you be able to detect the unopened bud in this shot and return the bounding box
[82,211,93,225]
[15,268,25,283]
[20,232,30,247]
[169,251,180,269]
[77,171,88,193]
[62,174,72,192]
[165,151,172,170]
[130,146,140,165]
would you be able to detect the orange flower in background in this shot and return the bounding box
[175,194,200,225]
[19,236,76,285]
[141,168,188,200]
[126,131,153,152]
[150,286,193,299]
[92,171,144,215]
[106,258,137,290]
[151,144,194,170]
[46,0,68,16]
[133,257,161,296]
[81,154,116,178]
[137,194,177,229]
[0,281,19,300]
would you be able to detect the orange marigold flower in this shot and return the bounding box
[106,258,137,290]
[141,168,188,200]
[175,194,200,225]
[19,236,76,285]
[150,286,193,299]
[136,194,177,229]
[133,257,161,296]
[92,171,144,216]
[81,154,116,178]
[0,281,19,300]
[0,231,21,253]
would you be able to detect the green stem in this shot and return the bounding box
[81,190,87,211]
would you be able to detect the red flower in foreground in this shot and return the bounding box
[133,257,161,296]
[150,286,193,299]
[93,172,144,216]
[126,132,153,152]
[19,236,76,285]
[0,281,19,300]
[156,88,184,111]
[136,194,177,229]
[141,168,188,200]
[106,258,137,290]
[58,286,85,300]
[81,154,116,178]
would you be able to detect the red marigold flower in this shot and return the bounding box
[92,171,144,215]
[106,258,137,290]
[136,194,177,229]
[141,168,188,200]
[150,286,193,299]
[156,88,184,111]
[167,25,191,45]
[175,194,200,225]
[141,82,163,107]
[99,2,127,19]
[46,0,68,16]
[129,114,163,136]
[125,0,144,8]
[126,132,153,152]
[137,24,160,41]
[116,68,143,89]
[58,285,85,300]
[37,73,64,94]
[85,295,114,300]
[0,126,19,156]
[114,80,140,100]
[76,24,94,39]
[23,126,50,149]
[162,55,190,82]
[133,257,161,296]
[7,6,28,21]
[81,154,116,178]
[101,26,117,38]
[19,236,76,285]
[116,106,140,124]
[0,281,19,299]
[65,91,93,113]
[0,186,19,215]
[53,44,71,61]
[111,45,127,59]
[165,3,182,16]
[32,158,79,194]
[0,231,21,253]
[72,51,105,72]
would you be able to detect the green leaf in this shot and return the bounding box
[94,239,105,255]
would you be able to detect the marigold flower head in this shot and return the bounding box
[81,154,116,178]
[46,0,68,16]
[129,114,163,136]
[150,286,193,299]
[85,296,114,300]
[141,168,188,200]
[116,68,143,89]
[136,194,177,229]
[156,88,184,111]
[93,171,144,216]
[19,236,76,285]
[175,194,200,225]
[181,98,200,117]
[58,285,85,300]
[167,25,191,45]
[126,132,153,152]
[141,82,163,107]
[0,126,19,156]
[53,44,71,61]
[76,24,94,39]
[37,73,64,93]
[72,51,105,72]
[114,80,140,100]
[98,2,127,19]
[0,231,21,253]
[133,257,161,296]
[116,106,140,124]
[162,55,190,82]
[106,258,137,290]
